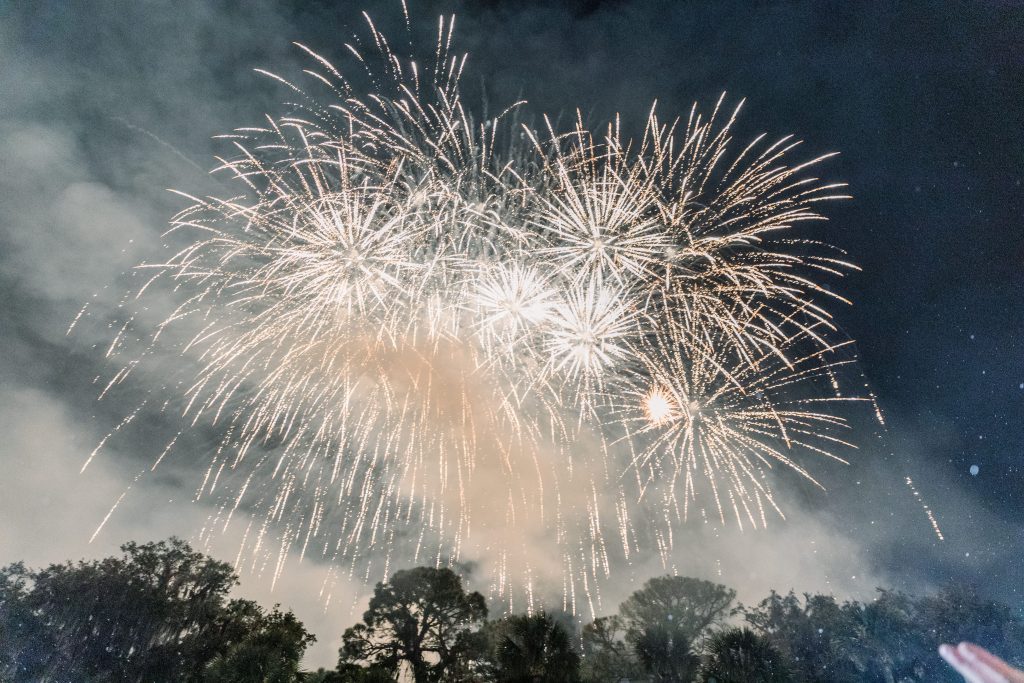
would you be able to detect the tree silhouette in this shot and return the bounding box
[620,576,736,646]
[619,575,734,680]
[0,562,51,681]
[699,627,791,683]
[204,606,316,682]
[6,547,1022,683]
[741,585,1024,683]
[581,615,642,682]
[487,612,581,682]
[742,591,861,682]
[634,624,700,682]
[0,539,313,682]
[340,566,487,683]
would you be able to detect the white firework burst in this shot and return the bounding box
[84,11,879,613]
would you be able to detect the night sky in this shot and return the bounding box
[2,0,1022,666]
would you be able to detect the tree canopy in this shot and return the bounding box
[4,539,1022,683]
[340,566,487,683]
[699,627,791,683]
[486,612,581,683]
[619,576,736,643]
[618,575,736,681]
[0,539,314,683]
[742,586,1024,683]
[581,615,642,683]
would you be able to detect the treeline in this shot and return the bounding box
[1,540,313,682]
[2,539,1021,682]
[323,571,1023,683]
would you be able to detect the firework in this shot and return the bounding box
[86,12,875,613]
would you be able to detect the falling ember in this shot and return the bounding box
[81,11,878,605]
[905,476,945,542]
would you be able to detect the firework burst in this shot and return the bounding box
[85,12,877,613]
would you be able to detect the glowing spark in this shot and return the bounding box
[905,476,945,541]
[644,388,675,426]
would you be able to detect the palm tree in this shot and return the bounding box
[700,627,791,683]
[490,612,581,682]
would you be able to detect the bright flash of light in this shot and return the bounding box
[644,388,676,426]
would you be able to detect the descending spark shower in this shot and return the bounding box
[84,13,880,615]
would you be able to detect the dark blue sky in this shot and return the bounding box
[2,0,1022,659]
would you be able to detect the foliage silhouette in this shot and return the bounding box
[340,566,487,683]
[0,539,313,683]
[485,612,581,682]
[4,541,1023,683]
[698,627,790,683]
